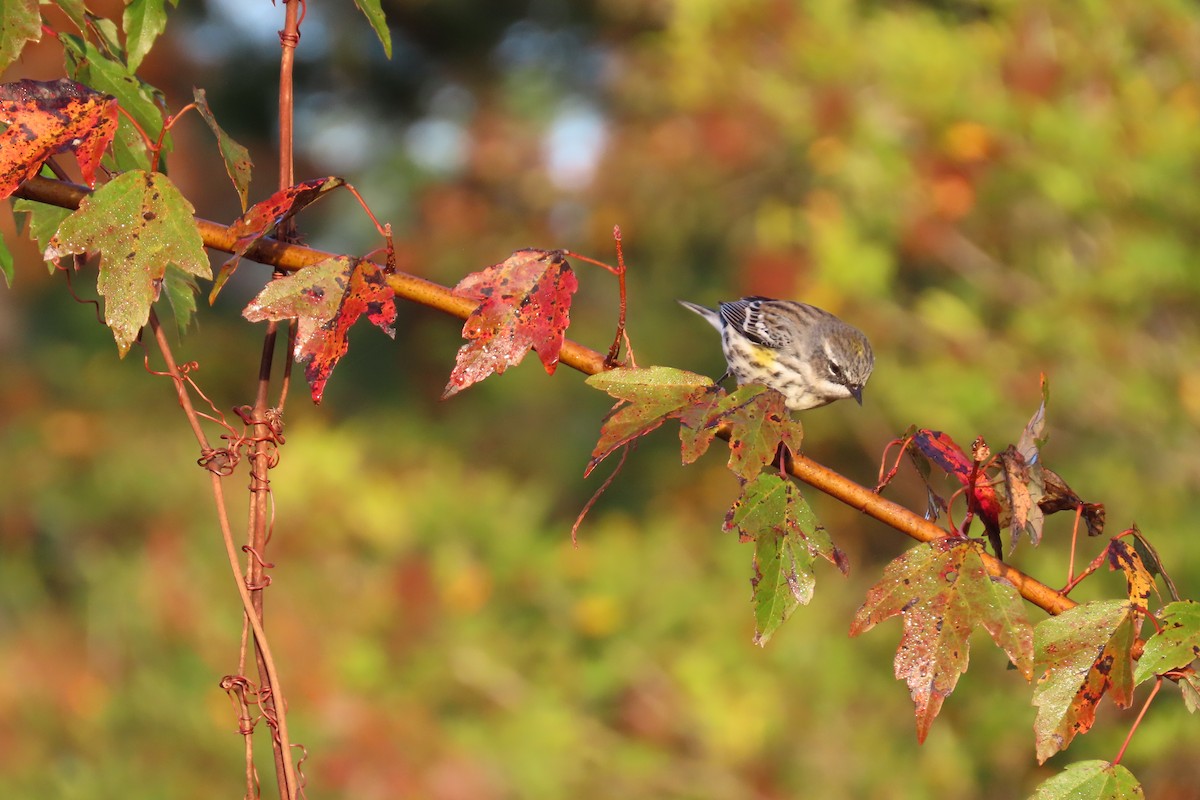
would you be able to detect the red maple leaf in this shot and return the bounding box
[442,248,578,398]
[0,79,117,198]
[242,256,397,404]
[210,176,346,301]
[911,429,1004,552]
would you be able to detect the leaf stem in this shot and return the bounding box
[1113,676,1161,765]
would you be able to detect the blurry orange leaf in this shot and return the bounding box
[0,79,117,198]
[850,538,1034,742]
[1107,538,1156,610]
[210,176,345,302]
[1032,600,1138,763]
[243,256,396,404]
[442,248,578,399]
[585,366,714,476]
[44,169,209,355]
[724,473,844,645]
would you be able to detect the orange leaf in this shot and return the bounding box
[0,79,117,198]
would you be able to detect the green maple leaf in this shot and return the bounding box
[1133,599,1200,685]
[585,366,715,476]
[680,385,804,480]
[60,35,169,172]
[352,0,392,58]
[44,170,209,355]
[0,0,41,73]
[723,386,804,480]
[193,88,252,211]
[1028,760,1144,800]
[1032,599,1138,763]
[850,537,1034,742]
[14,194,74,262]
[724,473,843,645]
[123,0,179,72]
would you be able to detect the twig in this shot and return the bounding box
[1113,676,1161,765]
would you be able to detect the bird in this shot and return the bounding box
[678,296,874,411]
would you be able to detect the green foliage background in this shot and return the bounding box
[1,1,1199,798]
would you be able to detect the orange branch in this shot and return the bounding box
[14,174,1075,618]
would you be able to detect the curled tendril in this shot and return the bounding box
[242,544,275,590]
[220,674,261,735]
[198,447,239,475]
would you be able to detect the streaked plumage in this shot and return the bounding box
[678,296,874,411]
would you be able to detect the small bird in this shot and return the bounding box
[679,296,874,411]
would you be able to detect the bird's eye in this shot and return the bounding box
[828,362,843,379]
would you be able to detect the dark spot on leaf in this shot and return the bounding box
[143,211,155,221]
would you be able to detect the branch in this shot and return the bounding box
[14,174,1074,618]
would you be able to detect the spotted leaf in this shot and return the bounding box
[1032,600,1138,763]
[443,248,578,398]
[243,256,396,404]
[0,78,117,199]
[851,537,1034,742]
[44,170,208,355]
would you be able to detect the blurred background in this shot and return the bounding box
[2,0,1199,797]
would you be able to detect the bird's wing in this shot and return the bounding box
[720,297,791,348]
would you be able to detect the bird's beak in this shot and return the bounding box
[850,385,864,405]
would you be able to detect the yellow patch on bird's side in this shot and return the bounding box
[749,344,777,370]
